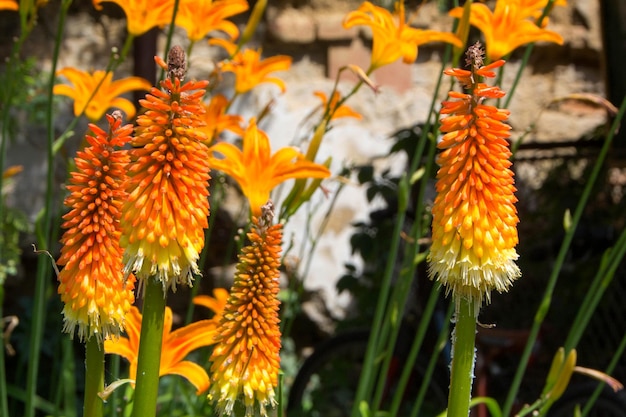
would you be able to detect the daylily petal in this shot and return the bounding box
[220,49,292,94]
[93,0,174,36]
[209,118,330,215]
[176,0,248,42]
[165,361,211,394]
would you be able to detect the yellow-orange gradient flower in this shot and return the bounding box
[54,68,151,122]
[449,0,564,61]
[104,298,225,394]
[120,46,211,291]
[218,47,292,94]
[314,90,362,120]
[57,112,136,342]
[197,94,244,145]
[208,202,282,417]
[428,44,520,314]
[93,0,174,36]
[343,1,462,71]
[208,118,331,215]
[0,0,18,11]
[176,0,249,42]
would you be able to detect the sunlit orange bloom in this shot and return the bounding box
[104,301,224,394]
[176,0,248,42]
[516,0,567,20]
[93,0,173,36]
[209,203,282,417]
[314,91,362,120]
[449,0,563,61]
[428,45,520,315]
[219,47,292,94]
[194,287,230,321]
[54,68,151,122]
[57,112,136,342]
[208,118,330,215]
[0,0,18,11]
[120,47,211,291]
[343,1,462,71]
[197,94,244,145]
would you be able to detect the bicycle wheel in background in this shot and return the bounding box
[286,329,448,417]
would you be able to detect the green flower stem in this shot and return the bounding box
[84,338,104,417]
[501,92,626,417]
[131,278,167,417]
[25,2,72,417]
[0,287,7,417]
[447,297,477,417]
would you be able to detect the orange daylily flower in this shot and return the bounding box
[517,0,567,20]
[0,0,18,11]
[343,1,462,71]
[93,0,174,36]
[120,47,211,291]
[314,90,362,120]
[218,46,292,94]
[56,113,136,341]
[193,287,230,321]
[449,0,564,61]
[54,68,151,122]
[104,300,224,394]
[208,118,331,215]
[197,94,244,145]
[428,44,520,315]
[176,0,249,42]
[209,203,282,417]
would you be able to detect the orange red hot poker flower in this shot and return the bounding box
[120,46,211,292]
[57,112,136,342]
[428,44,520,315]
[208,202,282,417]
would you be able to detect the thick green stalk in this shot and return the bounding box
[502,92,626,417]
[84,338,104,417]
[131,278,167,417]
[447,297,476,417]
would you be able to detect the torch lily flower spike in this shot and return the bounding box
[120,46,211,292]
[56,112,136,342]
[428,43,520,315]
[208,202,283,417]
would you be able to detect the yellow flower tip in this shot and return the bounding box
[343,0,461,71]
[54,67,151,122]
[104,305,220,393]
[57,112,136,342]
[220,48,292,94]
[0,0,18,11]
[121,47,211,292]
[176,0,249,42]
[209,118,330,216]
[428,44,520,315]
[93,0,174,36]
[209,202,282,417]
[449,0,564,62]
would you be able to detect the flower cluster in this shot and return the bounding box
[120,46,211,292]
[56,112,136,342]
[208,202,283,417]
[428,44,520,314]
